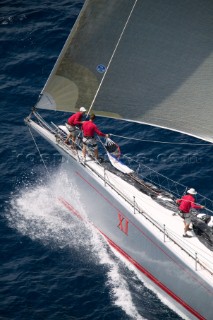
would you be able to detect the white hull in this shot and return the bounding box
[28,119,213,320]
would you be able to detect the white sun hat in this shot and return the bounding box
[187,188,197,195]
[80,107,86,112]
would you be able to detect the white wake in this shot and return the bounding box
[7,166,145,320]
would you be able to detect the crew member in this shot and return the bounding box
[82,113,109,159]
[65,107,86,147]
[176,188,204,238]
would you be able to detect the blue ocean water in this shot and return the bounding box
[0,1,212,320]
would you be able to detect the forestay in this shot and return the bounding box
[36,0,213,143]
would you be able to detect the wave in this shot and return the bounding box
[6,166,146,319]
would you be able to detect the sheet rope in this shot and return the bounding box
[87,0,139,115]
[110,134,213,146]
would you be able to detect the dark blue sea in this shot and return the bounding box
[1,1,213,319]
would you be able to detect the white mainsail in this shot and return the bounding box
[36,0,213,143]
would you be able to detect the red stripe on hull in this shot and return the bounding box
[58,197,83,220]
[99,230,204,320]
[59,196,205,320]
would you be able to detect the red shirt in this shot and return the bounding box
[176,194,202,213]
[82,120,105,137]
[67,112,83,126]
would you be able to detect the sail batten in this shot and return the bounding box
[36,0,213,142]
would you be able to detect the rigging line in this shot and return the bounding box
[168,229,213,265]
[87,0,138,116]
[123,154,186,190]
[123,154,213,209]
[97,135,108,153]
[110,134,212,146]
[28,126,51,178]
[205,207,213,214]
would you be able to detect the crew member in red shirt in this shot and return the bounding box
[176,188,204,238]
[82,113,109,160]
[65,107,86,147]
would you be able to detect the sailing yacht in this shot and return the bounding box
[25,1,213,319]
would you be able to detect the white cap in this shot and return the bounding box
[187,188,197,195]
[80,107,86,112]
